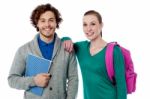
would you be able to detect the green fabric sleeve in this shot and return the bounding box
[113,46,127,99]
[61,37,71,42]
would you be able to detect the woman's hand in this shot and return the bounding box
[63,40,74,53]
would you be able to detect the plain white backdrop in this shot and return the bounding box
[0,0,150,99]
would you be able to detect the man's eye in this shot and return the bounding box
[40,20,45,22]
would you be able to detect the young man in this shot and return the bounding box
[8,3,78,99]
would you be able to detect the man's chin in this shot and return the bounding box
[41,33,53,38]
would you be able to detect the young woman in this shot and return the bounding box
[64,10,127,99]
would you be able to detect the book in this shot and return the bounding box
[25,54,52,96]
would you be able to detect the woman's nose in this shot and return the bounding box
[87,26,92,31]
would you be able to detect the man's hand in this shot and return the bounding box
[34,73,51,87]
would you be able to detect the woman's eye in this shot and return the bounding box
[83,24,87,26]
[91,23,96,25]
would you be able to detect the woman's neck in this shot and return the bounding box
[90,37,107,49]
[89,37,107,56]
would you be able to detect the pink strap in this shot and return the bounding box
[105,42,119,81]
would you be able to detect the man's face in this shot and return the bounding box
[37,11,57,40]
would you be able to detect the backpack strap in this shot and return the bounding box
[105,42,119,81]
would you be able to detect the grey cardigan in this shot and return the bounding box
[8,34,78,99]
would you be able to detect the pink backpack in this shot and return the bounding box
[105,42,137,94]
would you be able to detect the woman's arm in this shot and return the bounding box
[113,46,127,99]
[61,37,74,53]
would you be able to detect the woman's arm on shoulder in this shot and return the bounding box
[61,37,87,53]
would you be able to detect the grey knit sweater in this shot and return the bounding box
[8,34,78,99]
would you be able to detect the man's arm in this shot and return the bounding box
[66,51,78,99]
[8,48,36,90]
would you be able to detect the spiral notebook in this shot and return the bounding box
[25,54,52,96]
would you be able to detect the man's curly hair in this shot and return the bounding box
[30,3,63,31]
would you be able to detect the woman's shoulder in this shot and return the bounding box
[74,40,89,52]
[113,45,123,57]
[75,40,89,46]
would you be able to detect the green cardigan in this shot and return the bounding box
[74,41,127,99]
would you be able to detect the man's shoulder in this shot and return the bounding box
[17,40,33,53]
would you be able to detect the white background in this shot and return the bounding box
[0,0,150,99]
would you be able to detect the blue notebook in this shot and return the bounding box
[25,54,52,96]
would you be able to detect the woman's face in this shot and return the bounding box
[83,14,103,41]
